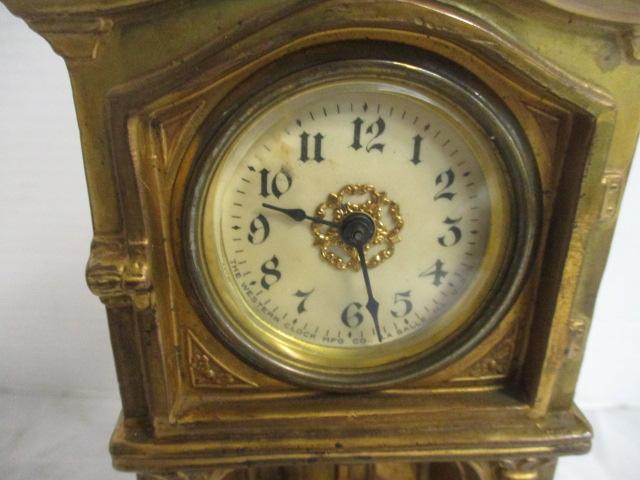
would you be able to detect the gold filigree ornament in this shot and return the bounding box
[311,184,404,271]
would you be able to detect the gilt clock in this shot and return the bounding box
[184,59,540,390]
[3,1,639,479]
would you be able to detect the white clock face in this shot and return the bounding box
[199,80,512,353]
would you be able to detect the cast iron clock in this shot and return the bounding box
[183,57,540,390]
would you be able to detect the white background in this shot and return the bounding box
[1,5,638,479]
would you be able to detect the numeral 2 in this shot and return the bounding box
[434,168,456,201]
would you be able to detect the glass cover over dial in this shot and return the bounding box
[185,64,537,389]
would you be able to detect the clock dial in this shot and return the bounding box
[212,85,506,350]
[185,61,539,389]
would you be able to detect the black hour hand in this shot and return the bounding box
[262,203,340,228]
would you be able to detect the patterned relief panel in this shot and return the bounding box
[449,326,519,383]
[187,330,257,389]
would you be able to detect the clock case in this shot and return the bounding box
[3,1,640,479]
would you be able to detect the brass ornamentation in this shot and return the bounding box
[459,328,518,380]
[86,235,152,310]
[312,184,403,270]
[187,331,257,389]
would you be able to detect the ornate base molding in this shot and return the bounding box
[137,458,556,480]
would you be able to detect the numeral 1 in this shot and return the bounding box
[410,134,423,165]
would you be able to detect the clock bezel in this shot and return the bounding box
[182,53,541,391]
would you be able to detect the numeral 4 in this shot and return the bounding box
[420,259,448,286]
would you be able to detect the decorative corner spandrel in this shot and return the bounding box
[187,330,257,389]
[461,329,518,380]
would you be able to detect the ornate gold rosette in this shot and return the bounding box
[311,184,404,270]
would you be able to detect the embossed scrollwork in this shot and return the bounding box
[187,330,257,389]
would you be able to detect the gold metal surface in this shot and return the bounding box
[2,0,639,479]
[312,184,403,271]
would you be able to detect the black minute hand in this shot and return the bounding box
[262,203,340,228]
[355,243,383,343]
